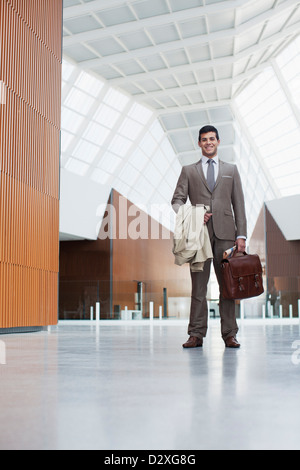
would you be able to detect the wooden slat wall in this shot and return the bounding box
[0,0,62,328]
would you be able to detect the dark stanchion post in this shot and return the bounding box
[163,288,167,318]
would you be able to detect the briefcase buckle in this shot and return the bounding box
[238,277,244,292]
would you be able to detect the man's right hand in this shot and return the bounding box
[204,212,212,224]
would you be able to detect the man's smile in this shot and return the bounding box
[198,131,220,157]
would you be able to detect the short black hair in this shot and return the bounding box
[199,125,219,141]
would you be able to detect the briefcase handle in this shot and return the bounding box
[223,245,247,259]
[233,250,247,258]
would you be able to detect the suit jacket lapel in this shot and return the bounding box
[213,159,224,191]
[195,159,210,192]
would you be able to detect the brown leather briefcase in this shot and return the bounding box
[221,252,264,300]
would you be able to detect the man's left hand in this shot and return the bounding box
[235,238,246,253]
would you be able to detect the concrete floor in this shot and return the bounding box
[0,319,300,450]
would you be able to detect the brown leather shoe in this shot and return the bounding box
[182,336,203,348]
[225,336,240,348]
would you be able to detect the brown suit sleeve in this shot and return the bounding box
[232,165,247,239]
[171,167,189,213]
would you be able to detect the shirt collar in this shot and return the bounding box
[202,155,219,165]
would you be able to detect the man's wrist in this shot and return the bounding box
[235,237,246,252]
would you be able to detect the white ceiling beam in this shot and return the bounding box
[64,0,137,19]
[178,142,235,156]
[64,1,238,46]
[64,22,299,89]
[113,63,269,101]
[64,0,297,64]
[231,32,296,98]
[108,29,298,87]
[72,13,299,75]
[63,0,245,21]
[155,100,232,116]
[162,120,235,134]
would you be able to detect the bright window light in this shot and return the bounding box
[257,171,268,192]
[93,103,121,129]
[128,148,149,171]
[276,172,300,189]
[139,132,157,156]
[98,151,122,173]
[160,137,177,161]
[171,157,182,175]
[113,178,130,198]
[270,157,300,179]
[64,88,94,115]
[234,126,276,226]
[61,107,85,133]
[276,35,300,111]
[118,117,143,141]
[61,130,75,152]
[62,60,75,81]
[83,122,111,146]
[260,129,300,159]
[164,167,180,189]
[134,175,155,199]
[103,88,130,112]
[118,163,139,183]
[144,161,161,184]
[151,148,169,175]
[108,135,132,157]
[128,103,153,124]
[150,121,165,142]
[256,117,298,148]
[65,157,89,176]
[157,181,173,202]
[74,71,104,97]
[60,58,179,234]
[235,63,300,198]
[91,168,110,185]
[72,139,100,164]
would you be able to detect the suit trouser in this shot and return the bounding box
[188,234,238,341]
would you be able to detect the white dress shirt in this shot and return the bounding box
[201,155,219,180]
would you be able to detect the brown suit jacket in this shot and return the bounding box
[171,159,247,241]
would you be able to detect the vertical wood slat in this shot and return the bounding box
[0,0,62,328]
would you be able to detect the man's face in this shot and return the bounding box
[198,132,220,158]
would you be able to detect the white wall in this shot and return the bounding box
[59,168,111,240]
[266,195,300,241]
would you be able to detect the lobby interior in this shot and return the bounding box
[0,0,300,451]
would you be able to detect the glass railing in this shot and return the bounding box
[59,279,300,321]
[59,279,191,321]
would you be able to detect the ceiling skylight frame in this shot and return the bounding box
[60,1,300,240]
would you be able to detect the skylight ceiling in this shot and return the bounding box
[62,0,300,239]
[63,0,300,161]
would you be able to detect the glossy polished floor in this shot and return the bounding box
[0,319,300,450]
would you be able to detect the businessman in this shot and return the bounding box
[171,125,247,348]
